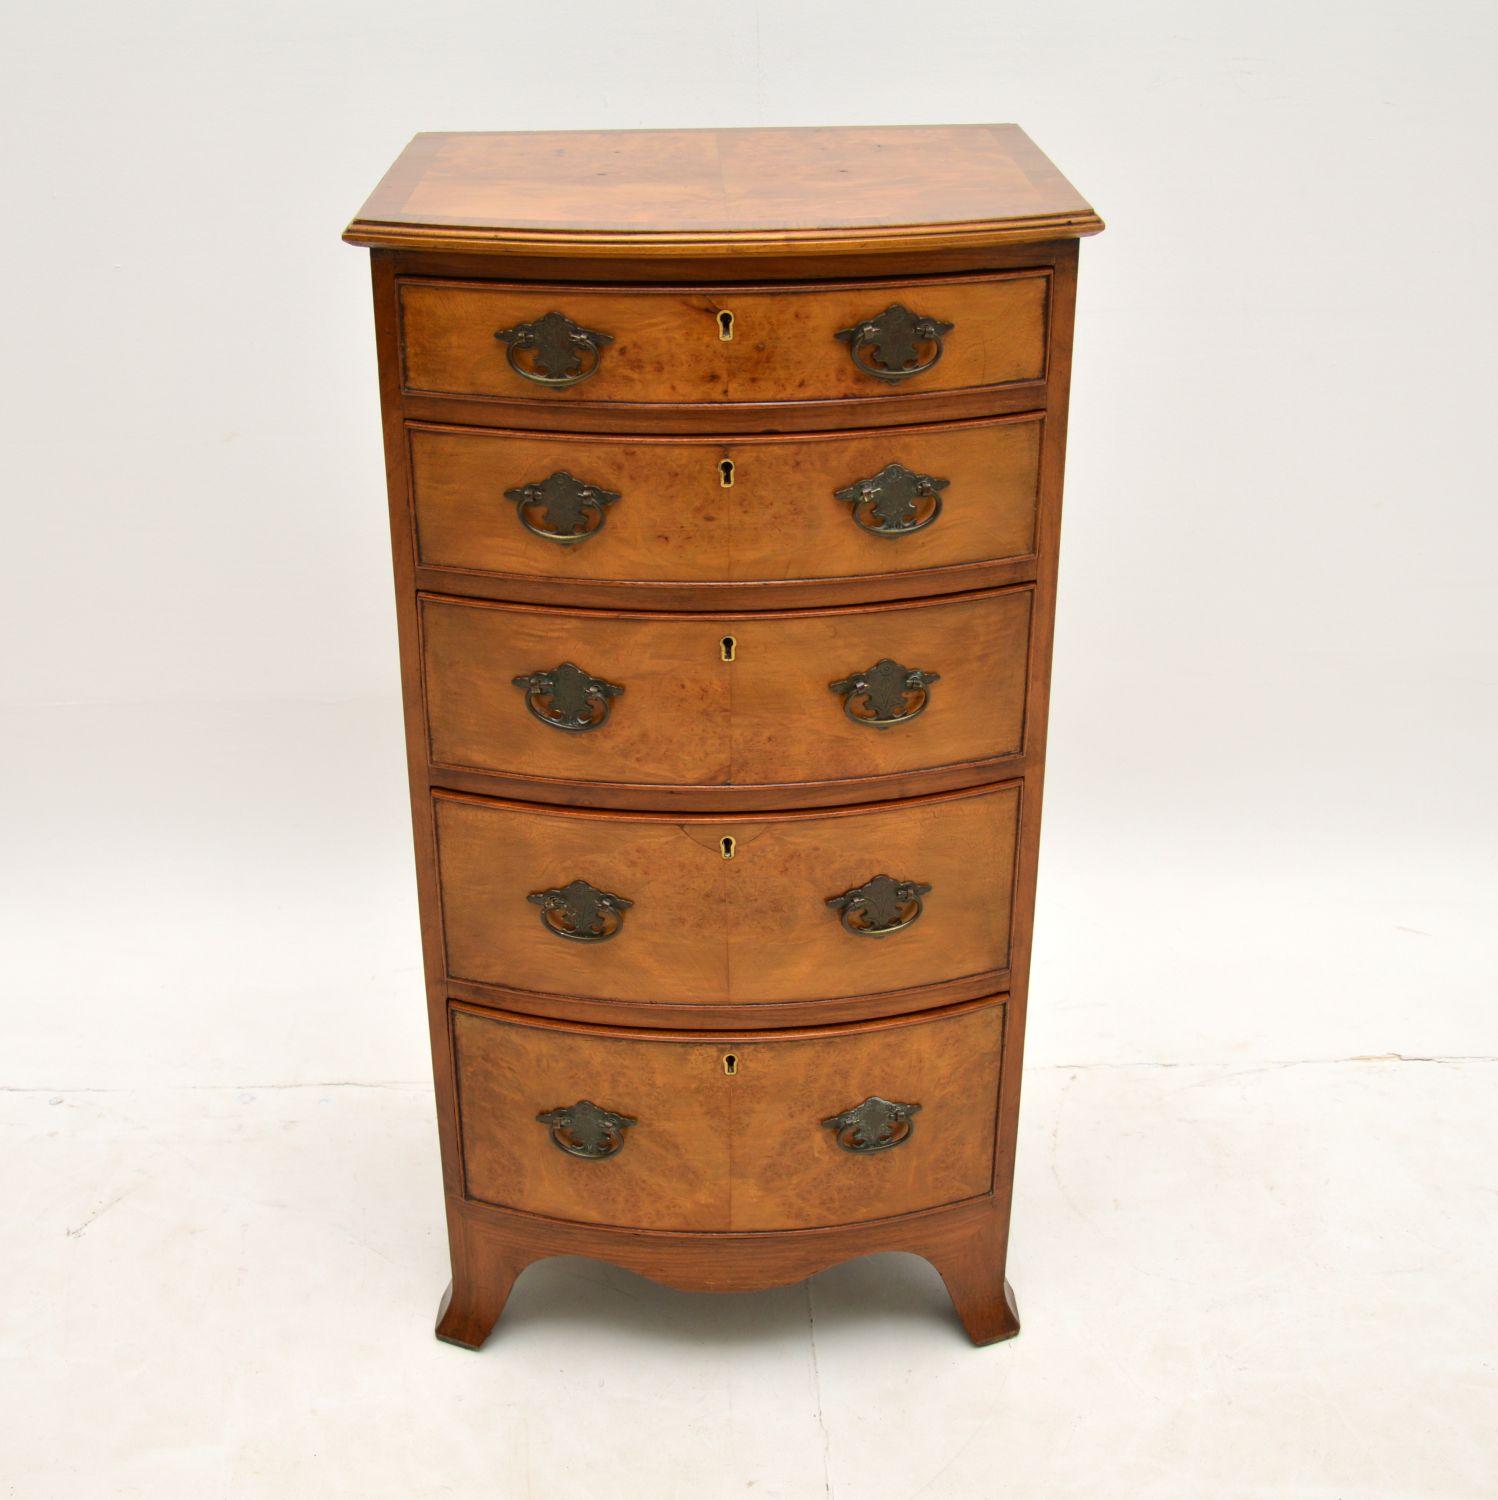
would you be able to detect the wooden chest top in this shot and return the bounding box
[344,124,1103,259]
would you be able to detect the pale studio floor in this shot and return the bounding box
[3,698,1496,1498]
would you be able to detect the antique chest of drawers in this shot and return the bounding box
[344,125,1102,1347]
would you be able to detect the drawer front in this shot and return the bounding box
[435,783,1019,1007]
[453,1000,1003,1231]
[399,274,1048,405]
[420,587,1031,791]
[410,416,1041,591]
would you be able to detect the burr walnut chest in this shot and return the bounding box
[344,124,1102,1347]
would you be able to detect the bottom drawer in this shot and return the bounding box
[453,999,1004,1232]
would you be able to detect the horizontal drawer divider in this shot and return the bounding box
[424,753,1036,814]
[404,408,1049,441]
[399,383,1056,437]
[415,577,1032,619]
[408,560,1042,614]
[448,989,1011,1040]
[431,774,1025,821]
[443,972,1013,1034]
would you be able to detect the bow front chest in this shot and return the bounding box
[344,124,1102,1346]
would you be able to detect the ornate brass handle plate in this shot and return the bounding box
[835,462,950,538]
[827,874,931,937]
[506,470,620,543]
[822,1096,922,1153]
[528,878,633,942]
[828,657,939,728]
[836,304,953,383]
[512,661,623,732]
[494,311,613,387]
[536,1099,636,1159]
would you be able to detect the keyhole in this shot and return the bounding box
[720,835,736,860]
[718,309,734,341]
[719,458,735,488]
[720,635,736,662]
[723,1053,739,1075]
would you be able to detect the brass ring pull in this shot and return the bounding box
[528,879,633,942]
[828,657,939,728]
[506,471,621,543]
[494,311,613,387]
[512,661,623,733]
[821,1096,921,1153]
[826,874,931,937]
[835,462,950,538]
[835,304,953,383]
[536,1099,636,1159]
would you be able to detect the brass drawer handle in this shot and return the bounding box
[836,304,953,383]
[494,311,613,387]
[827,874,931,937]
[512,661,624,732]
[822,1096,921,1153]
[537,1099,636,1159]
[506,470,620,543]
[828,657,939,728]
[528,878,633,942]
[836,462,950,537]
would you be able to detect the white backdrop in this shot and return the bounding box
[4,2,1496,1496]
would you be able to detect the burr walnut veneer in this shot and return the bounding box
[345,125,1101,1348]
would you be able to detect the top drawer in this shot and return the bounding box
[398,273,1050,407]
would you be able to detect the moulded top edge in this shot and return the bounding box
[343,124,1104,256]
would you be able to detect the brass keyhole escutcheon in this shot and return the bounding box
[723,1053,739,1075]
[720,835,736,859]
[718,309,735,341]
[719,457,735,487]
[720,635,736,662]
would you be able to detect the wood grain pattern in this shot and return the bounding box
[421,753,1037,816]
[420,586,1032,791]
[400,376,1051,440]
[347,125,1102,259]
[349,122,1100,1348]
[452,999,1004,1231]
[398,273,1048,405]
[455,1009,728,1231]
[390,233,1067,292]
[442,969,1012,1033]
[408,414,1041,596]
[982,237,1081,1342]
[725,1002,1005,1232]
[437,1193,1019,1348]
[434,781,1020,1006]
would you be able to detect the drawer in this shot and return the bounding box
[399,273,1049,405]
[420,586,1032,794]
[435,782,1019,1008]
[452,999,1004,1231]
[409,415,1041,598]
